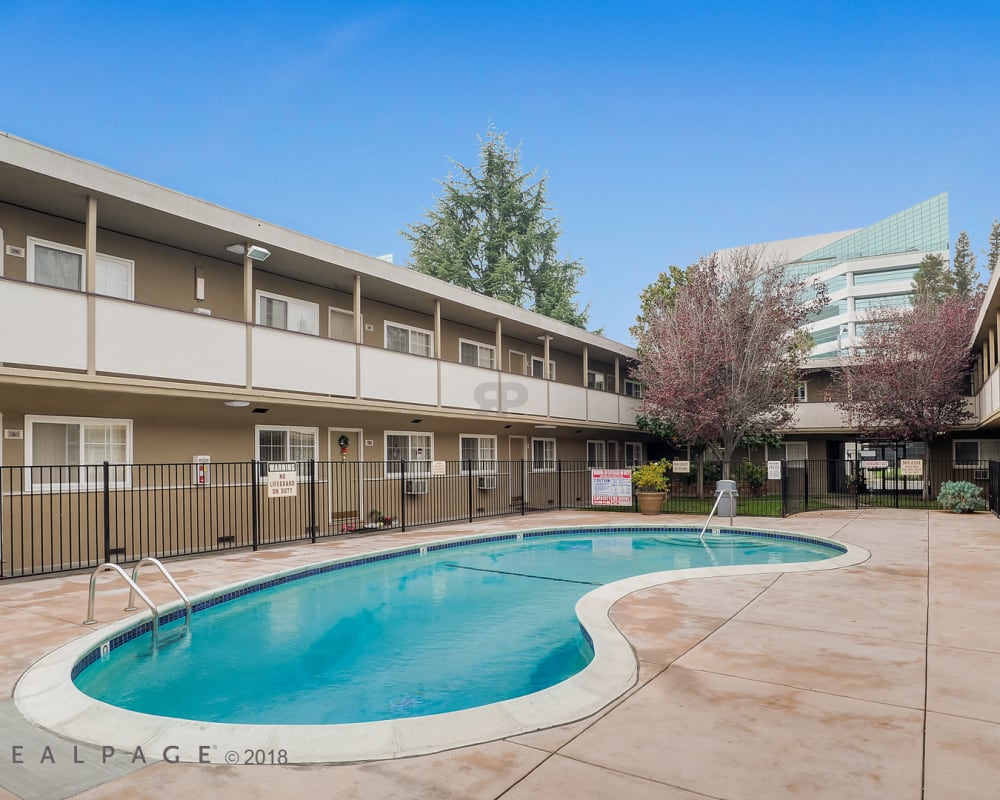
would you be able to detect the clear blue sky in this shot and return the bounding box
[3,1,999,343]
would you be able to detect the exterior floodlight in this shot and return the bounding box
[247,245,271,262]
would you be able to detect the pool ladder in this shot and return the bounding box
[698,489,737,542]
[83,558,192,645]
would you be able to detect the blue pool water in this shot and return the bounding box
[74,528,841,724]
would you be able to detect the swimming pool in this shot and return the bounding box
[16,524,869,763]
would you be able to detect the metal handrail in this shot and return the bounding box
[698,490,737,542]
[125,557,192,630]
[83,563,161,643]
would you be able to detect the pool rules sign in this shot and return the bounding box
[591,468,633,507]
[267,462,298,498]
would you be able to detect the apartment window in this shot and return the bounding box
[954,440,980,467]
[531,438,556,472]
[26,415,132,488]
[460,435,498,473]
[27,237,134,300]
[785,442,809,462]
[531,356,556,380]
[385,432,433,475]
[256,426,318,477]
[794,382,808,402]
[587,371,606,391]
[459,339,496,369]
[623,379,642,399]
[587,440,608,468]
[257,291,319,335]
[624,442,643,467]
[385,322,433,357]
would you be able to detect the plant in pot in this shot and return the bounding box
[632,459,671,515]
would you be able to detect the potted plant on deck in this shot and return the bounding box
[632,459,671,515]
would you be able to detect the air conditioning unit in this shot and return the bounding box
[975,469,989,481]
[477,475,497,490]
[404,479,429,495]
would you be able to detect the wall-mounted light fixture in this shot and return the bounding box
[226,243,271,261]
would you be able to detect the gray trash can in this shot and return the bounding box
[715,479,739,517]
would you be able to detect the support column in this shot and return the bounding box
[434,299,442,359]
[582,345,589,387]
[984,342,990,384]
[85,196,97,375]
[990,328,997,374]
[354,275,362,399]
[495,319,502,371]
[543,335,551,379]
[244,246,253,389]
[614,357,620,394]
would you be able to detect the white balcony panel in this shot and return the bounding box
[500,373,547,416]
[360,348,437,405]
[588,390,618,423]
[253,328,356,396]
[549,382,586,420]
[96,299,245,385]
[0,281,87,370]
[791,402,848,430]
[619,396,641,426]
[440,362,499,411]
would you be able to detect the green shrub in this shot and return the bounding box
[734,458,768,495]
[937,481,983,513]
[632,460,671,492]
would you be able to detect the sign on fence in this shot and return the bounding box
[267,462,298,498]
[431,460,447,476]
[767,461,782,480]
[672,460,690,474]
[899,459,923,476]
[591,468,633,506]
[862,460,889,469]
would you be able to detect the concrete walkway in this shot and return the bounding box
[0,509,997,799]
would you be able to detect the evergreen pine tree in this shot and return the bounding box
[952,230,977,296]
[405,125,589,327]
[911,254,954,303]
[988,218,1000,274]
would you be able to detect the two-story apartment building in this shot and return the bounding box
[0,134,648,533]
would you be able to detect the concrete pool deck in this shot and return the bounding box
[0,508,997,799]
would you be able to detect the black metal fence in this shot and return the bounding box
[2,457,997,578]
[781,459,997,514]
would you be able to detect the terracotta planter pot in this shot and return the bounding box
[636,491,666,515]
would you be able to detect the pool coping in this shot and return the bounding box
[13,524,870,765]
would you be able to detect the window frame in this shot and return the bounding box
[255,425,319,480]
[26,236,135,300]
[458,338,497,369]
[623,379,642,399]
[794,382,808,402]
[384,320,434,357]
[459,434,498,474]
[784,441,809,462]
[586,440,608,468]
[624,442,644,467]
[531,437,557,473]
[953,440,981,468]
[384,431,435,477]
[530,356,556,380]
[255,290,320,335]
[587,371,607,391]
[24,414,134,490]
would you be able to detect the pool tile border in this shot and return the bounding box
[16,524,868,765]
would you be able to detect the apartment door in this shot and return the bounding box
[328,307,356,342]
[509,350,527,376]
[328,428,364,524]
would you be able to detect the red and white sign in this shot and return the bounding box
[591,468,633,506]
[267,463,298,498]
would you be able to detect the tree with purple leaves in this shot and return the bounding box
[633,246,826,476]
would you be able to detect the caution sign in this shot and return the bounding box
[267,462,298,498]
[591,468,633,507]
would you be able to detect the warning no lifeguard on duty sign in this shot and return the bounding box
[267,463,298,498]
